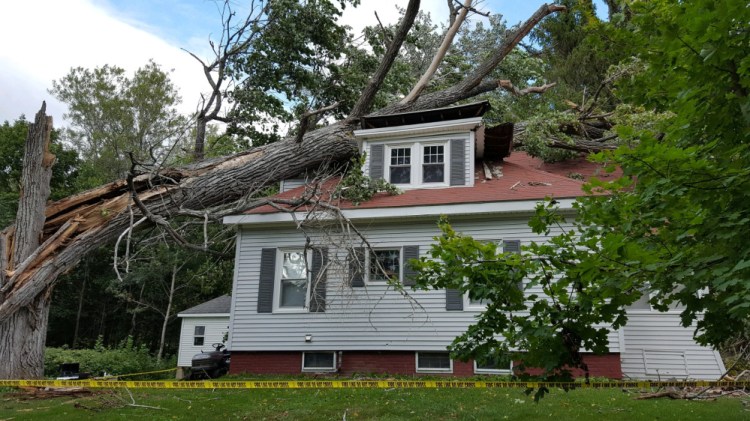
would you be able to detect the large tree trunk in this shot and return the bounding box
[0,103,55,379]
[0,2,566,379]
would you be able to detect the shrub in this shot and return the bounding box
[44,336,175,379]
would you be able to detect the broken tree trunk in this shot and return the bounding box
[0,103,55,379]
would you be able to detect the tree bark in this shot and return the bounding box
[157,265,177,362]
[0,103,55,379]
[0,4,566,379]
[72,275,86,348]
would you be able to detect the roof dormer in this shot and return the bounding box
[354,102,491,190]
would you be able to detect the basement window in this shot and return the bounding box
[302,352,336,372]
[416,352,453,373]
[474,353,513,374]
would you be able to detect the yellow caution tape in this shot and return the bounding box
[0,379,748,389]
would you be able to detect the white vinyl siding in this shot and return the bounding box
[177,316,229,367]
[229,214,623,352]
[620,312,725,380]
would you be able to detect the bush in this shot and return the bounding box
[44,336,175,379]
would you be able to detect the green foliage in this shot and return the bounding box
[44,336,175,378]
[49,61,187,183]
[47,227,234,354]
[411,213,637,384]
[577,0,750,347]
[336,155,400,205]
[227,0,356,145]
[0,116,82,227]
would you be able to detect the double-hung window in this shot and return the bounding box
[389,147,412,184]
[276,250,308,311]
[193,326,205,346]
[385,141,449,188]
[422,145,445,183]
[368,248,401,283]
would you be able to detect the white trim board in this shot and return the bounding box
[353,117,483,140]
[224,198,577,225]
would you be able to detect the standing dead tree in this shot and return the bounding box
[0,1,566,379]
[0,103,55,379]
[187,0,272,161]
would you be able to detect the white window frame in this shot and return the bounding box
[415,352,453,373]
[384,139,450,189]
[193,325,206,346]
[273,248,311,313]
[366,247,403,284]
[302,351,337,372]
[473,356,513,374]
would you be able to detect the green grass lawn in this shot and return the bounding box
[1,384,747,420]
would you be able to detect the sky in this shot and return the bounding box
[0,0,605,127]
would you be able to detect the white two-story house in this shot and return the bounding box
[223,102,725,379]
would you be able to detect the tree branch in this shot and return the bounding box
[348,0,421,119]
[295,102,340,143]
[498,80,557,96]
[401,0,473,105]
[458,3,566,92]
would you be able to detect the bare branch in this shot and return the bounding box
[348,0,421,119]
[295,102,340,143]
[498,80,557,96]
[458,3,566,92]
[401,0,473,105]
[374,11,392,47]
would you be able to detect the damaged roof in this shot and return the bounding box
[240,152,606,216]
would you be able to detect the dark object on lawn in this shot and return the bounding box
[189,343,230,380]
[56,363,91,380]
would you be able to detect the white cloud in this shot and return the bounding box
[0,0,208,125]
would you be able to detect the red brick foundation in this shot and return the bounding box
[230,351,622,378]
[229,351,301,375]
[518,354,622,379]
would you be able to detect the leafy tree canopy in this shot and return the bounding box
[49,61,187,184]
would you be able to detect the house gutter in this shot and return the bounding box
[223,198,577,226]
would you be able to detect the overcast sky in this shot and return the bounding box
[0,1,604,127]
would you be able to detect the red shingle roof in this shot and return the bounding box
[244,152,608,216]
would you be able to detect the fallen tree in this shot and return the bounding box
[0,1,566,379]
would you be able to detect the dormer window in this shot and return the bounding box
[389,147,412,184]
[422,145,445,183]
[384,141,449,187]
[356,115,480,189]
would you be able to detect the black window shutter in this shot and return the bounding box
[257,248,276,313]
[450,139,466,186]
[350,247,366,287]
[503,239,521,254]
[446,289,463,311]
[503,239,523,290]
[402,245,419,286]
[370,144,385,180]
[310,248,328,312]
